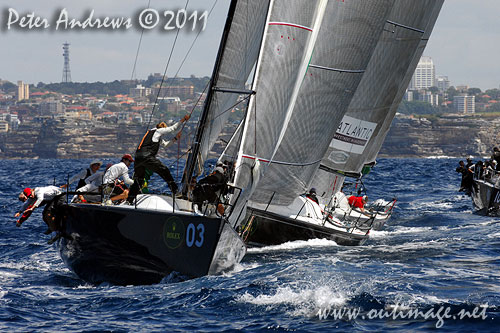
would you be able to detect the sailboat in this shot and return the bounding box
[471,170,500,216]
[238,0,445,247]
[316,0,445,231]
[222,0,396,247]
[55,0,271,285]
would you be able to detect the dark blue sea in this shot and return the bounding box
[0,158,498,331]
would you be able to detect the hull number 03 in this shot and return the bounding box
[186,223,204,248]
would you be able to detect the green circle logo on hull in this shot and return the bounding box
[163,216,185,249]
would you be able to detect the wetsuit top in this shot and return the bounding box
[77,169,92,189]
[198,171,226,193]
[306,194,319,204]
[135,121,182,158]
[68,168,93,189]
[348,196,364,209]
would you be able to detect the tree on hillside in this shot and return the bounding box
[467,87,482,96]
[397,100,439,115]
[446,86,459,100]
[0,81,16,93]
[485,89,500,100]
[428,86,439,94]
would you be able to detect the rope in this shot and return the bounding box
[143,0,191,133]
[130,0,152,80]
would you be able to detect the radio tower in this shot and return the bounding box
[62,42,72,83]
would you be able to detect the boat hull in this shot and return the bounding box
[471,179,500,216]
[58,203,244,285]
[242,208,369,247]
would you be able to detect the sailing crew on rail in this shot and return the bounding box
[348,195,368,213]
[15,186,65,234]
[102,154,135,203]
[61,159,102,190]
[73,163,112,203]
[127,114,190,204]
[306,188,319,205]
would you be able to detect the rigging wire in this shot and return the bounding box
[138,0,219,145]
[168,91,252,169]
[143,0,192,133]
[130,0,152,80]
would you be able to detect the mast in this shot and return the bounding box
[181,0,239,194]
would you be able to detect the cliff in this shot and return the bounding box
[0,114,498,160]
[378,114,500,158]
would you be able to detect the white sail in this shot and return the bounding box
[239,0,394,207]
[317,0,445,178]
[364,1,444,166]
[197,0,270,169]
[233,0,326,191]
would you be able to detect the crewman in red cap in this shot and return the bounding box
[15,185,64,231]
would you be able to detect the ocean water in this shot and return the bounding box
[0,158,498,331]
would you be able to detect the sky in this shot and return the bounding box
[0,0,499,91]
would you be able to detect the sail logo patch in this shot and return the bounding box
[328,150,349,164]
[330,115,377,154]
[163,217,185,249]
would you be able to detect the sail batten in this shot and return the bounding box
[309,64,365,73]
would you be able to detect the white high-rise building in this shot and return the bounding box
[17,81,29,101]
[436,75,450,92]
[453,95,475,113]
[409,56,435,90]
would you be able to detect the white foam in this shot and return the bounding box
[247,238,338,253]
[409,201,454,211]
[222,262,261,276]
[369,230,390,239]
[370,226,432,239]
[237,285,347,317]
[0,270,19,279]
[425,155,455,159]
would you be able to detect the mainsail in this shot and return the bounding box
[364,1,444,166]
[182,0,269,188]
[316,0,445,182]
[233,0,395,207]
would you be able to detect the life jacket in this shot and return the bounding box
[76,168,92,189]
[136,129,160,158]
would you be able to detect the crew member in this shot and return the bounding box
[103,154,135,203]
[492,147,500,171]
[348,195,368,212]
[127,115,190,203]
[306,188,319,204]
[61,160,102,190]
[192,167,227,212]
[74,163,112,203]
[15,186,64,234]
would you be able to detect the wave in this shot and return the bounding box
[247,238,338,254]
[425,155,456,159]
[237,285,348,317]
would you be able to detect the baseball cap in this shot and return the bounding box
[122,154,134,162]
